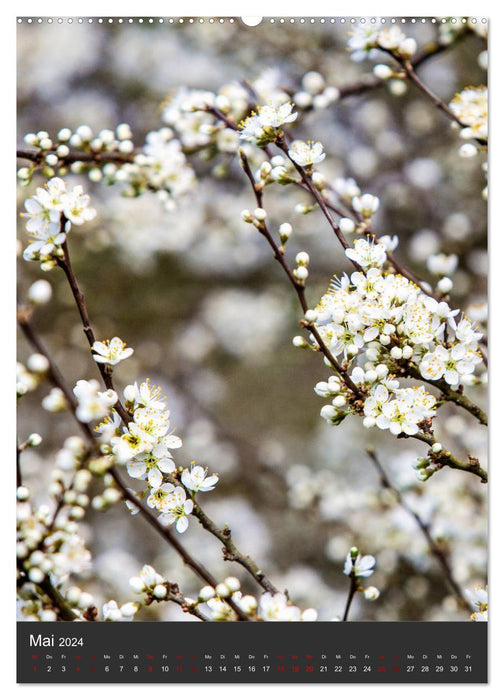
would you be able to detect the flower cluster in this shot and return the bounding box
[239,101,297,146]
[102,600,139,622]
[97,379,219,533]
[148,484,193,533]
[73,379,118,423]
[21,177,96,268]
[162,88,218,148]
[109,129,195,210]
[449,86,488,141]
[106,378,181,466]
[17,474,93,620]
[162,72,292,152]
[465,584,488,622]
[348,25,417,61]
[19,125,196,211]
[312,238,483,436]
[130,564,166,597]
[200,579,317,622]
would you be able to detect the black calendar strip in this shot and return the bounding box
[17,621,487,683]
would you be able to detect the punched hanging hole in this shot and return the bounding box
[241,16,263,26]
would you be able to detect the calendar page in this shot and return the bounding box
[16,14,488,685]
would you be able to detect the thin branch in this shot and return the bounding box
[408,431,487,483]
[16,147,135,167]
[406,364,487,426]
[16,443,23,489]
[144,580,212,622]
[342,575,358,622]
[17,306,96,441]
[366,447,472,613]
[336,32,469,101]
[184,486,279,596]
[239,150,363,399]
[18,312,254,615]
[275,137,359,261]
[57,239,132,426]
[17,565,79,621]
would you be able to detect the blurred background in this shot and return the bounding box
[17,17,487,621]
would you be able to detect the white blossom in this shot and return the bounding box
[157,486,193,533]
[288,140,326,167]
[73,380,117,423]
[181,465,219,492]
[449,86,487,140]
[344,552,376,578]
[345,239,387,268]
[92,337,134,366]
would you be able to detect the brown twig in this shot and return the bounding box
[366,447,473,613]
[17,562,79,621]
[17,312,252,617]
[239,150,363,399]
[408,431,487,483]
[57,238,132,426]
[342,573,358,622]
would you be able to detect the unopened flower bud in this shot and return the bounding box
[116,123,133,141]
[295,251,310,266]
[27,353,50,374]
[364,586,380,601]
[437,277,453,294]
[399,38,417,57]
[102,487,121,505]
[459,143,478,158]
[224,577,241,593]
[364,370,377,383]
[120,602,139,617]
[339,217,356,235]
[239,595,258,613]
[17,485,30,501]
[254,207,267,221]
[215,583,231,599]
[153,584,167,599]
[332,395,346,408]
[27,433,43,447]
[292,335,308,348]
[198,585,215,602]
[79,592,95,609]
[294,266,309,281]
[320,405,338,421]
[57,128,72,142]
[76,124,93,142]
[28,567,44,583]
[28,279,53,305]
[66,586,82,605]
[373,64,393,80]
